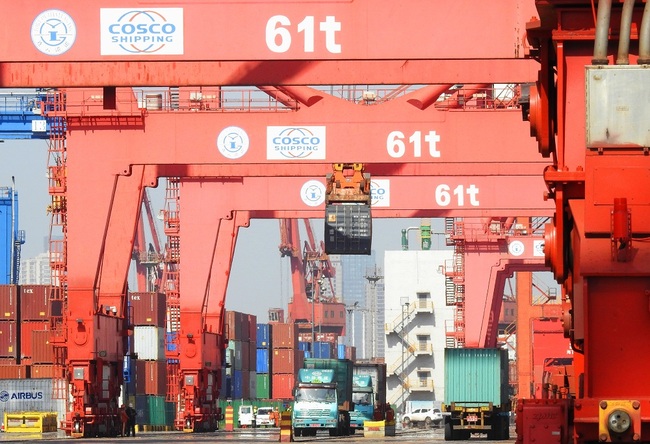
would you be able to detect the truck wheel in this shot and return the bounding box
[329,427,338,437]
[444,421,454,441]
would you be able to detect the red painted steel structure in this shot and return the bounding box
[516,1,650,443]
[0,0,562,438]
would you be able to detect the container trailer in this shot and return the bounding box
[291,358,353,437]
[442,348,510,441]
[350,361,387,433]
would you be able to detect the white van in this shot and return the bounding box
[238,405,255,428]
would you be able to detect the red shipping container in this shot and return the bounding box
[144,360,167,395]
[31,364,57,379]
[129,292,166,327]
[31,329,54,364]
[0,285,18,321]
[0,364,28,379]
[271,373,295,400]
[20,321,49,361]
[225,311,241,340]
[0,321,18,359]
[271,348,302,374]
[20,285,50,321]
[135,360,167,395]
[247,314,257,344]
[270,323,298,349]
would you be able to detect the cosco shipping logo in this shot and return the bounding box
[267,126,326,160]
[0,390,44,402]
[100,8,184,55]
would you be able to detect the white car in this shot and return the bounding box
[255,407,276,427]
[402,408,443,428]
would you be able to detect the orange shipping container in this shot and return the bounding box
[31,364,57,379]
[271,373,295,400]
[20,285,50,321]
[20,321,49,362]
[0,285,18,321]
[270,323,298,349]
[272,348,303,374]
[0,321,18,359]
[0,364,28,379]
[31,329,54,364]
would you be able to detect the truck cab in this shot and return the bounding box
[238,405,254,428]
[350,375,374,433]
[292,368,350,437]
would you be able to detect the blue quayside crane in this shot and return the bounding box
[0,89,51,284]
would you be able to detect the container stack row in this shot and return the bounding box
[0,284,66,426]
[222,311,258,400]
[125,291,175,429]
[269,322,302,400]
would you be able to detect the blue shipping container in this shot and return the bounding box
[298,341,311,352]
[337,344,346,360]
[256,323,270,348]
[256,348,270,373]
[313,342,332,359]
[232,370,243,399]
[166,332,178,351]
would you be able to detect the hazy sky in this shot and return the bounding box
[1,138,429,320]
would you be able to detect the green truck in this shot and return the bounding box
[442,348,511,441]
[292,358,354,437]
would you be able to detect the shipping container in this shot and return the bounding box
[444,348,509,407]
[249,370,257,400]
[256,348,270,373]
[272,348,302,374]
[256,373,270,399]
[312,342,333,359]
[135,360,167,396]
[0,285,18,321]
[247,314,257,345]
[31,329,54,364]
[232,370,243,399]
[256,323,270,348]
[271,373,294,400]
[324,204,372,255]
[0,364,27,379]
[20,285,50,321]
[19,320,48,362]
[129,292,166,327]
[0,321,18,359]
[134,394,169,426]
[270,323,298,349]
[0,378,67,427]
[30,364,57,379]
[133,326,165,361]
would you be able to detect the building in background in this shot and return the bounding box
[383,249,454,414]
[20,251,51,285]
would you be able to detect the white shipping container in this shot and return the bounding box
[0,378,68,428]
[133,326,165,361]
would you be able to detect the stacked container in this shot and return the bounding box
[255,323,272,399]
[128,292,174,428]
[20,285,52,377]
[223,310,257,400]
[0,285,19,369]
[270,322,302,400]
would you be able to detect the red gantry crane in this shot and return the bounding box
[0,1,567,438]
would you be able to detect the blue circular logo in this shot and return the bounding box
[31,10,77,55]
[0,391,9,402]
[301,180,325,207]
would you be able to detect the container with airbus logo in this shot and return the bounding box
[0,379,67,428]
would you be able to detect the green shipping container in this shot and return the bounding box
[256,373,270,399]
[444,348,509,407]
[303,358,353,410]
